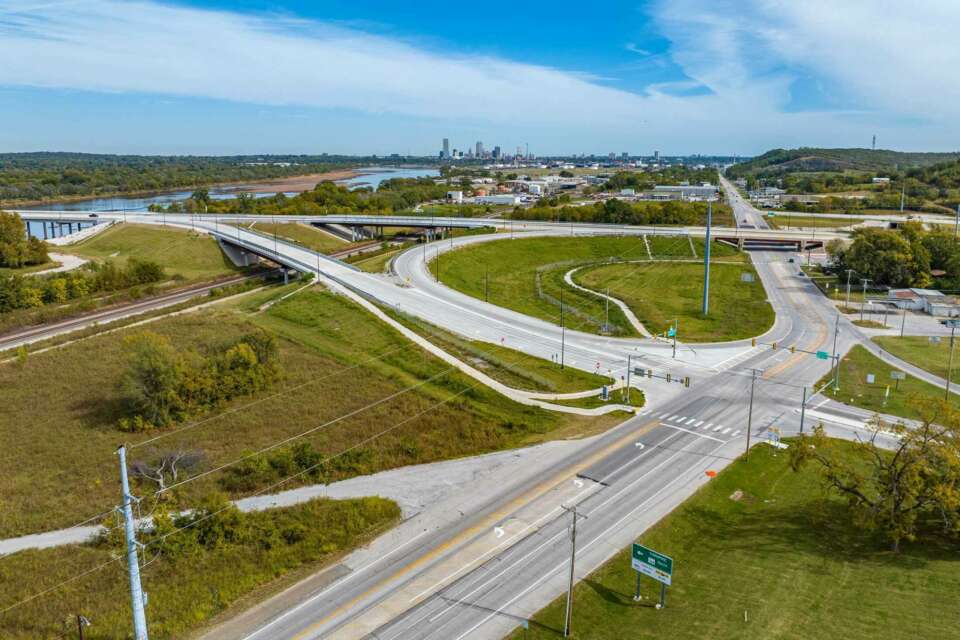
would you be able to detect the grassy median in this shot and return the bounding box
[874,335,960,385]
[433,235,758,341]
[509,441,960,640]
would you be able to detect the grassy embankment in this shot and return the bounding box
[242,221,353,254]
[62,223,238,281]
[509,441,960,640]
[0,260,60,276]
[0,286,623,539]
[433,235,766,342]
[384,308,613,393]
[0,498,398,639]
[874,336,960,385]
[816,345,957,419]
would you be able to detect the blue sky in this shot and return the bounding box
[0,0,957,156]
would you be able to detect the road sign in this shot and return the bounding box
[942,319,960,328]
[816,350,830,360]
[930,336,942,344]
[866,373,875,384]
[767,212,775,217]
[632,544,673,586]
[890,371,906,381]
[667,326,676,338]
[741,272,755,283]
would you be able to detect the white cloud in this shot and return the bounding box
[0,0,956,153]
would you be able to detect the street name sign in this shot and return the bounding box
[632,544,673,586]
[816,351,830,360]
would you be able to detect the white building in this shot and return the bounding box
[446,190,463,203]
[476,194,522,206]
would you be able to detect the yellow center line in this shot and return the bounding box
[290,417,661,640]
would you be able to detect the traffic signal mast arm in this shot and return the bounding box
[750,338,832,360]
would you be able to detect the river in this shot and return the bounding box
[21,166,439,213]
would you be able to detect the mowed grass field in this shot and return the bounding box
[433,235,758,341]
[0,285,622,539]
[874,335,960,384]
[63,223,238,280]
[575,260,772,342]
[509,441,960,640]
[817,345,958,419]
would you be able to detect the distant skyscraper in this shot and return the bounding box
[442,138,450,159]
[654,150,660,163]
[493,146,501,159]
[476,141,483,157]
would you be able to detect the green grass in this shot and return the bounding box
[852,319,887,329]
[816,345,956,419]
[575,261,773,342]
[509,441,960,640]
[768,215,859,229]
[874,335,960,384]
[63,223,238,281]
[244,221,350,254]
[384,308,612,393]
[548,387,644,409]
[352,248,401,272]
[433,236,743,338]
[0,287,622,538]
[0,497,399,639]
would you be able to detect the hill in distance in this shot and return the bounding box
[729,147,960,176]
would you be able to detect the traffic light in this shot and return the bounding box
[790,345,796,354]
[647,369,653,379]
[666,373,672,383]
[772,342,778,350]
[683,376,690,388]
[751,338,757,347]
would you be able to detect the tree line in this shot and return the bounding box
[0,211,48,268]
[118,330,281,432]
[512,198,729,226]
[0,258,165,313]
[825,222,960,289]
[152,178,452,215]
[0,152,354,203]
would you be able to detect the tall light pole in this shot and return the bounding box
[943,320,960,400]
[845,269,854,309]
[702,201,712,316]
[560,286,566,369]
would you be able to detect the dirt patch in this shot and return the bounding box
[224,169,362,195]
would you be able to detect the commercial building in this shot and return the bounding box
[446,190,464,203]
[442,138,450,159]
[653,183,719,200]
[476,194,522,206]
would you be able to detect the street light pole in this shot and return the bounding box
[860,279,871,322]
[832,310,841,392]
[799,386,808,434]
[845,269,853,309]
[946,322,958,401]
[702,201,712,316]
[561,505,587,638]
[901,305,908,337]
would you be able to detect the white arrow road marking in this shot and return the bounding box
[573,478,584,488]
[494,527,504,539]
[635,442,645,449]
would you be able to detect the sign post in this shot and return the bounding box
[890,370,906,391]
[631,543,673,609]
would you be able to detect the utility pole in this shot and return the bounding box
[76,615,91,640]
[860,279,871,322]
[745,369,759,460]
[484,266,489,302]
[955,204,959,241]
[672,318,678,359]
[900,305,908,337]
[944,320,959,400]
[560,286,566,369]
[117,445,149,640]
[702,201,712,316]
[832,310,841,392]
[561,505,587,638]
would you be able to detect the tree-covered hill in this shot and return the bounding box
[728,147,960,177]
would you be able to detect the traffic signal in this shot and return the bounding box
[751,338,757,347]
[666,373,672,383]
[772,342,778,350]
[647,369,653,379]
[683,376,691,388]
[790,345,796,354]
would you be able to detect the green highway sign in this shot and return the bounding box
[815,351,830,360]
[632,543,673,586]
[667,326,676,338]
[767,212,775,217]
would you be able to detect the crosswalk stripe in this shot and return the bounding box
[694,420,704,427]
[721,427,732,435]
[685,418,697,425]
[712,424,724,432]
[705,423,713,430]
[658,412,669,419]
[731,430,741,437]
[670,415,680,421]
